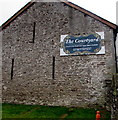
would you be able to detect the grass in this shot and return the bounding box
[2,103,111,119]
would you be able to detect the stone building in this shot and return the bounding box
[1,0,118,110]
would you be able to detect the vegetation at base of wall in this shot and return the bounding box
[112,74,118,96]
[2,103,111,119]
[107,73,118,96]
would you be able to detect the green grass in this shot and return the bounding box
[2,103,111,119]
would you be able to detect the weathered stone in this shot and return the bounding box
[1,1,117,112]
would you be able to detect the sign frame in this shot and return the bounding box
[60,32,105,56]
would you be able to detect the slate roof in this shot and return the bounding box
[1,0,118,30]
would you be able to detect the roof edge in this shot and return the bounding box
[0,2,34,30]
[0,0,117,30]
[62,0,117,29]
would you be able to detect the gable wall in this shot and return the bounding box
[2,2,116,107]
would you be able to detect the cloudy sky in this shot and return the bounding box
[0,0,117,26]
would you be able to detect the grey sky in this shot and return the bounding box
[0,0,117,26]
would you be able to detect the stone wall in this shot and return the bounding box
[2,2,116,108]
[110,74,118,120]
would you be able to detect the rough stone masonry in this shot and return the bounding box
[1,1,117,109]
